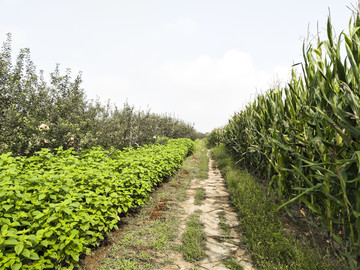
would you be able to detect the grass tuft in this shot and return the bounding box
[195,140,209,180]
[194,187,206,205]
[211,144,349,270]
[180,210,207,262]
[217,211,230,236]
[222,257,244,270]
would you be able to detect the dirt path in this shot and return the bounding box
[80,146,255,270]
[164,151,254,270]
[81,143,348,270]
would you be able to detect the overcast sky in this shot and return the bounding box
[0,0,355,133]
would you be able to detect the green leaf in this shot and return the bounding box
[14,242,24,255]
[1,224,9,232]
[34,212,45,220]
[11,263,22,270]
[345,40,360,85]
[47,215,59,223]
[64,208,72,215]
[327,17,333,47]
[353,210,360,218]
[27,234,39,244]
[277,183,323,210]
[0,138,194,269]
[11,221,20,227]
[71,252,80,262]
[41,240,51,247]
[29,252,40,260]
[333,234,343,245]
[70,202,80,208]
[22,248,31,258]
[2,204,13,212]
[354,151,360,174]
[4,238,18,246]
[300,197,320,214]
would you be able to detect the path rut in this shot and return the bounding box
[164,151,255,270]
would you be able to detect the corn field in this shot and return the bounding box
[221,15,360,264]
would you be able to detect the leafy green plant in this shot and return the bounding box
[0,139,194,269]
[0,34,203,157]
[222,257,244,270]
[217,11,360,265]
[212,144,348,269]
[206,128,223,148]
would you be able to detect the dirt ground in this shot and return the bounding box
[79,150,254,270]
[163,152,254,270]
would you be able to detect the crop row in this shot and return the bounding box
[218,15,360,265]
[0,138,194,269]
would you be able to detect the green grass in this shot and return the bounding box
[194,187,206,205]
[100,216,178,269]
[211,144,349,270]
[217,211,230,236]
[195,140,209,180]
[176,139,209,202]
[180,210,207,262]
[91,140,209,269]
[111,258,139,270]
[222,257,244,270]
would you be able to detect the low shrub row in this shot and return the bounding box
[0,138,194,269]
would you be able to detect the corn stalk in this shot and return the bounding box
[222,13,360,265]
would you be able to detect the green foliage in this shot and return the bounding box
[218,12,360,264]
[194,188,206,205]
[212,145,346,270]
[0,138,194,269]
[180,210,207,262]
[98,140,208,270]
[205,128,223,148]
[217,211,230,236]
[222,258,244,270]
[95,104,202,151]
[0,34,202,156]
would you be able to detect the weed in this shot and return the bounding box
[101,258,139,270]
[222,257,244,270]
[100,206,178,268]
[189,140,209,180]
[177,140,209,202]
[198,150,209,180]
[211,144,349,270]
[194,187,206,205]
[177,192,187,201]
[180,210,207,262]
[218,211,230,236]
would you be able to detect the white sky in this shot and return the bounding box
[0,0,355,133]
